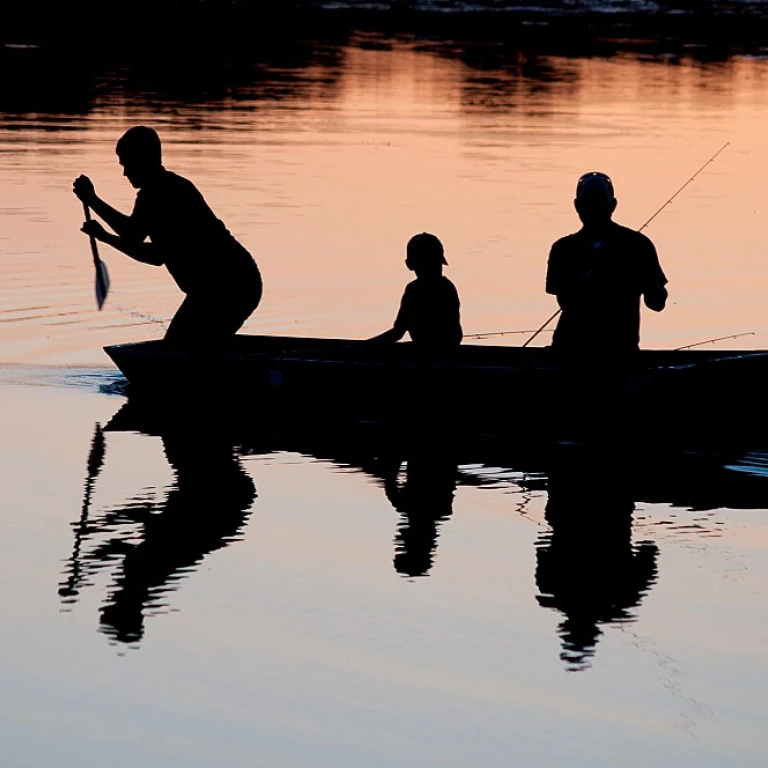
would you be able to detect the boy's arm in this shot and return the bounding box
[365,286,410,344]
[366,326,406,345]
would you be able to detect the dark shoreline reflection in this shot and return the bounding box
[59,412,256,644]
[2,14,765,121]
[7,1,768,59]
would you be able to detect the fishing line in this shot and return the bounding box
[107,293,169,330]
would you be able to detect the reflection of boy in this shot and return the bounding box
[368,232,463,350]
[73,125,263,348]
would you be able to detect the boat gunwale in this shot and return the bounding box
[104,336,768,376]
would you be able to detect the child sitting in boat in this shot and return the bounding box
[367,232,463,350]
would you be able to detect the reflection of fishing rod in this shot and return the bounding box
[58,423,106,600]
[521,141,731,348]
[674,331,754,351]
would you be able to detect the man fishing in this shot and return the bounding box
[545,171,668,358]
[73,125,263,347]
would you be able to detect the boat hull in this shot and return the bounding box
[103,335,768,445]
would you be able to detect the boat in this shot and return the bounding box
[104,335,768,444]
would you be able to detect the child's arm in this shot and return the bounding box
[365,326,406,345]
[364,286,411,344]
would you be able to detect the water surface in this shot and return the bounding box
[1,32,768,767]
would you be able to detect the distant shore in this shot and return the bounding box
[3,0,768,58]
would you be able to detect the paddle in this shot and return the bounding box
[83,202,110,309]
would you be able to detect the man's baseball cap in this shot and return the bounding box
[576,171,614,200]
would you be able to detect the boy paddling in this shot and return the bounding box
[73,126,262,347]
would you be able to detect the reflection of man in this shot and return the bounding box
[73,125,263,347]
[546,172,668,356]
[98,430,256,643]
[60,411,257,644]
[534,445,658,670]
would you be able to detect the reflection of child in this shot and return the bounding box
[368,233,463,350]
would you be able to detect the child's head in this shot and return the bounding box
[405,232,447,277]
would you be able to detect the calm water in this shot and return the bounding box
[2,32,768,767]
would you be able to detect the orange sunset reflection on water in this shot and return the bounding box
[4,34,768,768]
[2,39,768,364]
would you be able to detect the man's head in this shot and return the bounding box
[405,232,447,276]
[574,171,616,228]
[116,126,162,188]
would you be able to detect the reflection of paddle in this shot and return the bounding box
[83,202,110,309]
[59,423,106,599]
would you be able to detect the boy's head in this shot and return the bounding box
[116,126,163,189]
[405,232,447,276]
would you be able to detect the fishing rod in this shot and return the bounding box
[521,141,731,348]
[465,329,554,340]
[674,331,754,351]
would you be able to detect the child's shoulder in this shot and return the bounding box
[436,274,459,296]
[405,274,459,299]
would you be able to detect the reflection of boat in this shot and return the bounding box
[86,398,768,660]
[105,335,768,441]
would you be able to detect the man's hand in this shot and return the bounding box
[81,219,108,241]
[73,175,97,205]
[644,282,668,312]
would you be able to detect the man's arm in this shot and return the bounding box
[545,240,576,310]
[639,235,668,312]
[81,220,163,266]
[73,175,146,243]
[643,281,668,312]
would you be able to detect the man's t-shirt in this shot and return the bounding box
[394,275,463,349]
[131,168,259,295]
[546,222,667,352]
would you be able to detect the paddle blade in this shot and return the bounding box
[95,258,110,310]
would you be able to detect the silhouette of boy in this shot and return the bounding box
[546,172,667,356]
[368,232,462,350]
[73,125,262,347]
